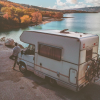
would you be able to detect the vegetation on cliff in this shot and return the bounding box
[0,1,63,31]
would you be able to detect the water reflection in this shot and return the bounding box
[33,25,42,29]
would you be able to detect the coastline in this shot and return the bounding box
[0,17,65,48]
[0,17,64,31]
[41,17,63,24]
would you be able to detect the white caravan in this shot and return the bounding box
[17,29,99,92]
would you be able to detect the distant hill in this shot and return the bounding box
[0,0,99,13]
[21,4,99,13]
[20,4,62,12]
[74,6,100,12]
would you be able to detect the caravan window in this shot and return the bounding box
[86,49,92,61]
[38,43,62,61]
[25,44,35,55]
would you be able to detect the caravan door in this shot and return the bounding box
[69,69,77,84]
[21,44,35,71]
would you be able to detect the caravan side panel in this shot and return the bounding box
[78,36,99,88]
[20,31,80,64]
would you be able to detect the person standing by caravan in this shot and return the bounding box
[9,43,20,69]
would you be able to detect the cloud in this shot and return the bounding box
[61,2,90,9]
[47,5,57,9]
[86,0,100,6]
[39,5,42,7]
[54,0,100,10]
[86,0,98,3]
[52,5,57,9]
[56,0,66,6]
[87,5,92,7]
[66,0,77,4]
[47,6,51,9]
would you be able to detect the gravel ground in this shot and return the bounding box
[0,42,100,100]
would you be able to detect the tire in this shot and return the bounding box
[19,63,27,73]
[49,78,57,86]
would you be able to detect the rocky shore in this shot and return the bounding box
[0,37,24,49]
[42,17,63,24]
[0,17,63,31]
[0,17,65,49]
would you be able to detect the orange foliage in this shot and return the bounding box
[53,12,63,18]
[24,8,35,15]
[31,12,42,23]
[3,13,8,20]
[13,17,19,23]
[0,0,63,25]
[41,11,63,18]
[20,15,31,24]
[0,1,24,8]
[16,8,24,17]
[1,7,15,15]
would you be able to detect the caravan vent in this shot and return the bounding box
[83,33,88,35]
[60,29,69,34]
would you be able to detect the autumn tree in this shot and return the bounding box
[15,8,24,23]
[20,15,31,24]
[42,11,50,17]
[13,17,19,23]
[10,7,16,16]
[0,1,25,8]
[3,13,8,20]
[0,1,6,7]
[53,12,63,18]
[0,3,3,10]
[0,0,63,27]
[23,8,35,16]
[1,7,9,13]
[31,12,42,24]
[15,8,24,17]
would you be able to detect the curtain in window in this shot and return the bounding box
[39,44,61,61]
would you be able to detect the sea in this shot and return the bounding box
[0,13,100,48]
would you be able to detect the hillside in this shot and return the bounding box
[0,0,63,31]
[21,4,99,13]
[21,4,62,12]
[74,6,100,12]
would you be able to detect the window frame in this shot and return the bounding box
[38,43,62,61]
[25,44,35,55]
[86,49,93,62]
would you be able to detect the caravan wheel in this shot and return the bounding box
[19,64,27,73]
[49,78,57,86]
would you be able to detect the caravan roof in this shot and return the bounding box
[27,30,97,39]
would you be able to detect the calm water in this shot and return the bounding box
[0,13,100,47]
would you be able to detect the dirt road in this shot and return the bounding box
[0,42,100,100]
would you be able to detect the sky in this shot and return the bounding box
[9,0,100,10]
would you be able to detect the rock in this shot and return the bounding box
[0,37,6,41]
[5,38,14,47]
[4,38,24,49]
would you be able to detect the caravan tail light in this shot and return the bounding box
[83,44,85,48]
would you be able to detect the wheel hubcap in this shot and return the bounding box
[21,65,26,72]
